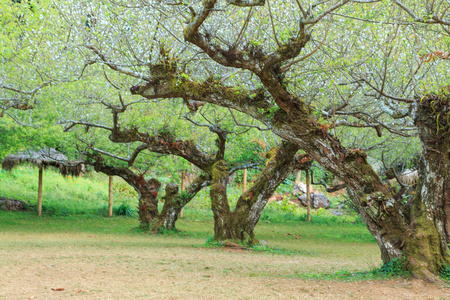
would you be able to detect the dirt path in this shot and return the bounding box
[1,233,449,299]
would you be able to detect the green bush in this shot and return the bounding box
[115,202,134,217]
[379,257,410,277]
[440,264,450,281]
[203,236,223,247]
[260,199,362,225]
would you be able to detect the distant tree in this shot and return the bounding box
[66,98,311,242]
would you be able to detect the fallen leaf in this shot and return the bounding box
[51,288,65,291]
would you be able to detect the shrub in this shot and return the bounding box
[114,202,134,217]
[379,257,410,277]
[441,264,450,281]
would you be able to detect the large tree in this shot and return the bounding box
[5,0,449,280]
[62,0,450,281]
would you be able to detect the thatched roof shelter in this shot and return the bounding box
[2,148,84,176]
[1,148,85,216]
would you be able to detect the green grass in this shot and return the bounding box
[1,165,360,224]
[0,164,376,257]
[2,165,418,281]
[3,206,418,282]
[0,165,138,216]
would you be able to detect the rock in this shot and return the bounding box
[298,193,330,209]
[331,209,342,216]
[293,182,307,195]
[0,197,33,211]
[293,182,317,196]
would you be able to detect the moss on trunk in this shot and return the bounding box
[209,160,234,241]
[137,178,161,230]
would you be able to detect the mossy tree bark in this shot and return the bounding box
[209,142,310,245]
[401,94,450,281]
[339,94,450,282]
[230,142,304,244]
[210,160,234,240]
[97,0,450,279]
[89,157,206,231]
[155,174,208,231]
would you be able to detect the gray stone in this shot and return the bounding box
[0,197,33,211]
[298,193,330,209]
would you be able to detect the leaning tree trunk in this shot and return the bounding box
[230,142,302,245]
[209,142,313,245]
[345,93,450,281]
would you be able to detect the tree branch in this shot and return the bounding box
[226,0,265,7]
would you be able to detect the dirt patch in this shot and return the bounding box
[0,233,449,299]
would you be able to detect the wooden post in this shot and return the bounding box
[37,166,43,217]
[108,176,113,217]
[243,169,248,192]
[306,170,311,222]
[295,170,302,184]
[179,171,186,218]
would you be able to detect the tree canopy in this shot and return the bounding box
[2,0,450,281]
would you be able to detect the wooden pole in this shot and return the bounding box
[295,170,302,184]
[243,169,248,192]
[179,170,186,218]
[37,166,43,217]
[108,176,113,217]
[306,170,311,222]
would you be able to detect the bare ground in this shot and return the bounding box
[0,233,449,299]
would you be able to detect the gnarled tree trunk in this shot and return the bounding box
[91,158,206,231]
[230,142,302,244]
[209,142,311,245]
[402,93,450,281]
[210,160,234,240]
[136,178,161,230]
[155,174,208,231]
[154,183,179,231]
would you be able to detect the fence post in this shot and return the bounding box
[179,170,186,218]
[306,170,311,222]
[108,176,113,217]
[37,166,43,217]
[243,169,248,192]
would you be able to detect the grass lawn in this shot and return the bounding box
[1,211,449,299]
[1,167,449,298]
